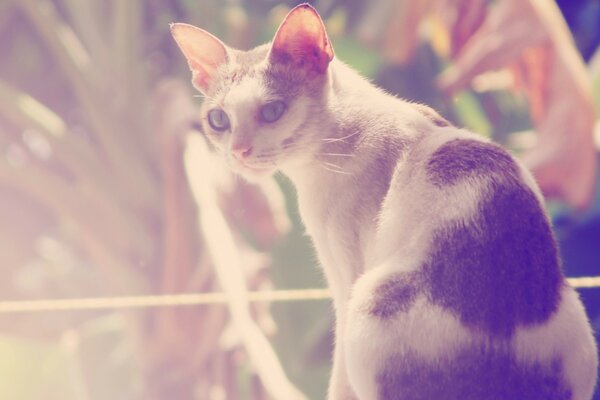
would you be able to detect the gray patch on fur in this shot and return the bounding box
[426,139,518,187]
[377,347,571,400]
[208,45,270,97]
[423,177,563,336]
[370,273,420,318]
[264,63,311,101]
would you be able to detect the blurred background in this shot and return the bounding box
[0,0,599,399]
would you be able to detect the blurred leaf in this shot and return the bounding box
[333,37,382,78]
[593,74,600,114]
[78,314,138,400]
[0,335,81,400]
[437,0,597,209]
[451,91,491,137]
[15,0,159,212]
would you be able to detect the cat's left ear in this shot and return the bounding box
[170,23,228,93]
[269,4,334,74]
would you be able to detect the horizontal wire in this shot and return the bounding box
[0,276,598,314]
[567,276,600,288]
[0,289,331,314]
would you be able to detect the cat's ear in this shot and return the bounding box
[269,4,334,74]
[170,23,228,93]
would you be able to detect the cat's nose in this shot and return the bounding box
[231,143,253,160]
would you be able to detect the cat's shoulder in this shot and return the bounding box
[413,128,523,189]
[427,137,519,187]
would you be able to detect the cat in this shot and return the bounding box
[171,4,598,399]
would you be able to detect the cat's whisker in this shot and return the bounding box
[193,93,213,102]
[321,131,360,143]
[282,142,312,151]
[317,152,354,158]
[319,161,352,175]
[321,160,344,170]
[319,163,352,176]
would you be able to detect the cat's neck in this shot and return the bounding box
[278,60,435,298]
[281,59,423,191]
[280,60,429,260]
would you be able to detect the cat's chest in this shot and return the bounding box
[299,192,350,252]
[296,182,368,293]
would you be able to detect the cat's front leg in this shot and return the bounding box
[328,311,359,400]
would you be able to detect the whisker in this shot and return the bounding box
[319,163,352,175]
[317,152,354,158]
[193,94,213,102]
[322,131,360,143]
[320,161,352,175]
[282,142,309,151]
[321,161,343,170]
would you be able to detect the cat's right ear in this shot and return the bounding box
[170,23,228,94]
[269,4,334,74]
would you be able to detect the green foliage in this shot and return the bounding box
[594,74,600,114]
[0,336,79,400]
[451,91,491,137]
[334,37,382,78]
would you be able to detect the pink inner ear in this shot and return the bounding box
[171,23,228,92]
[189,62,212,93]
[271,4,334,73]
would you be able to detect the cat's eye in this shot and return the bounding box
[207,109,230,132]
[260,101,286,123]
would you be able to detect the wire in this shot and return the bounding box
[0,289,331,314]
[0,276,597,314]
[567,276,600,288]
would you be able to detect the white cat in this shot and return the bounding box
[171,4,598,399]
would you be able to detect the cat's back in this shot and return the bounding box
[371,121,546,271]
[373,124,563,330]
[346,124,598,400]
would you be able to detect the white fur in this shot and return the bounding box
[514,286,598,400]
[344,272,598,400]
[344,291,476,399]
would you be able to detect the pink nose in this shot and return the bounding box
[231,144,252,160]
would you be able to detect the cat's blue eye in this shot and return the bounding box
[260,101,286,123]
[207,109,230,132]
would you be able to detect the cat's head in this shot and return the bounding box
[171,4,334,181]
